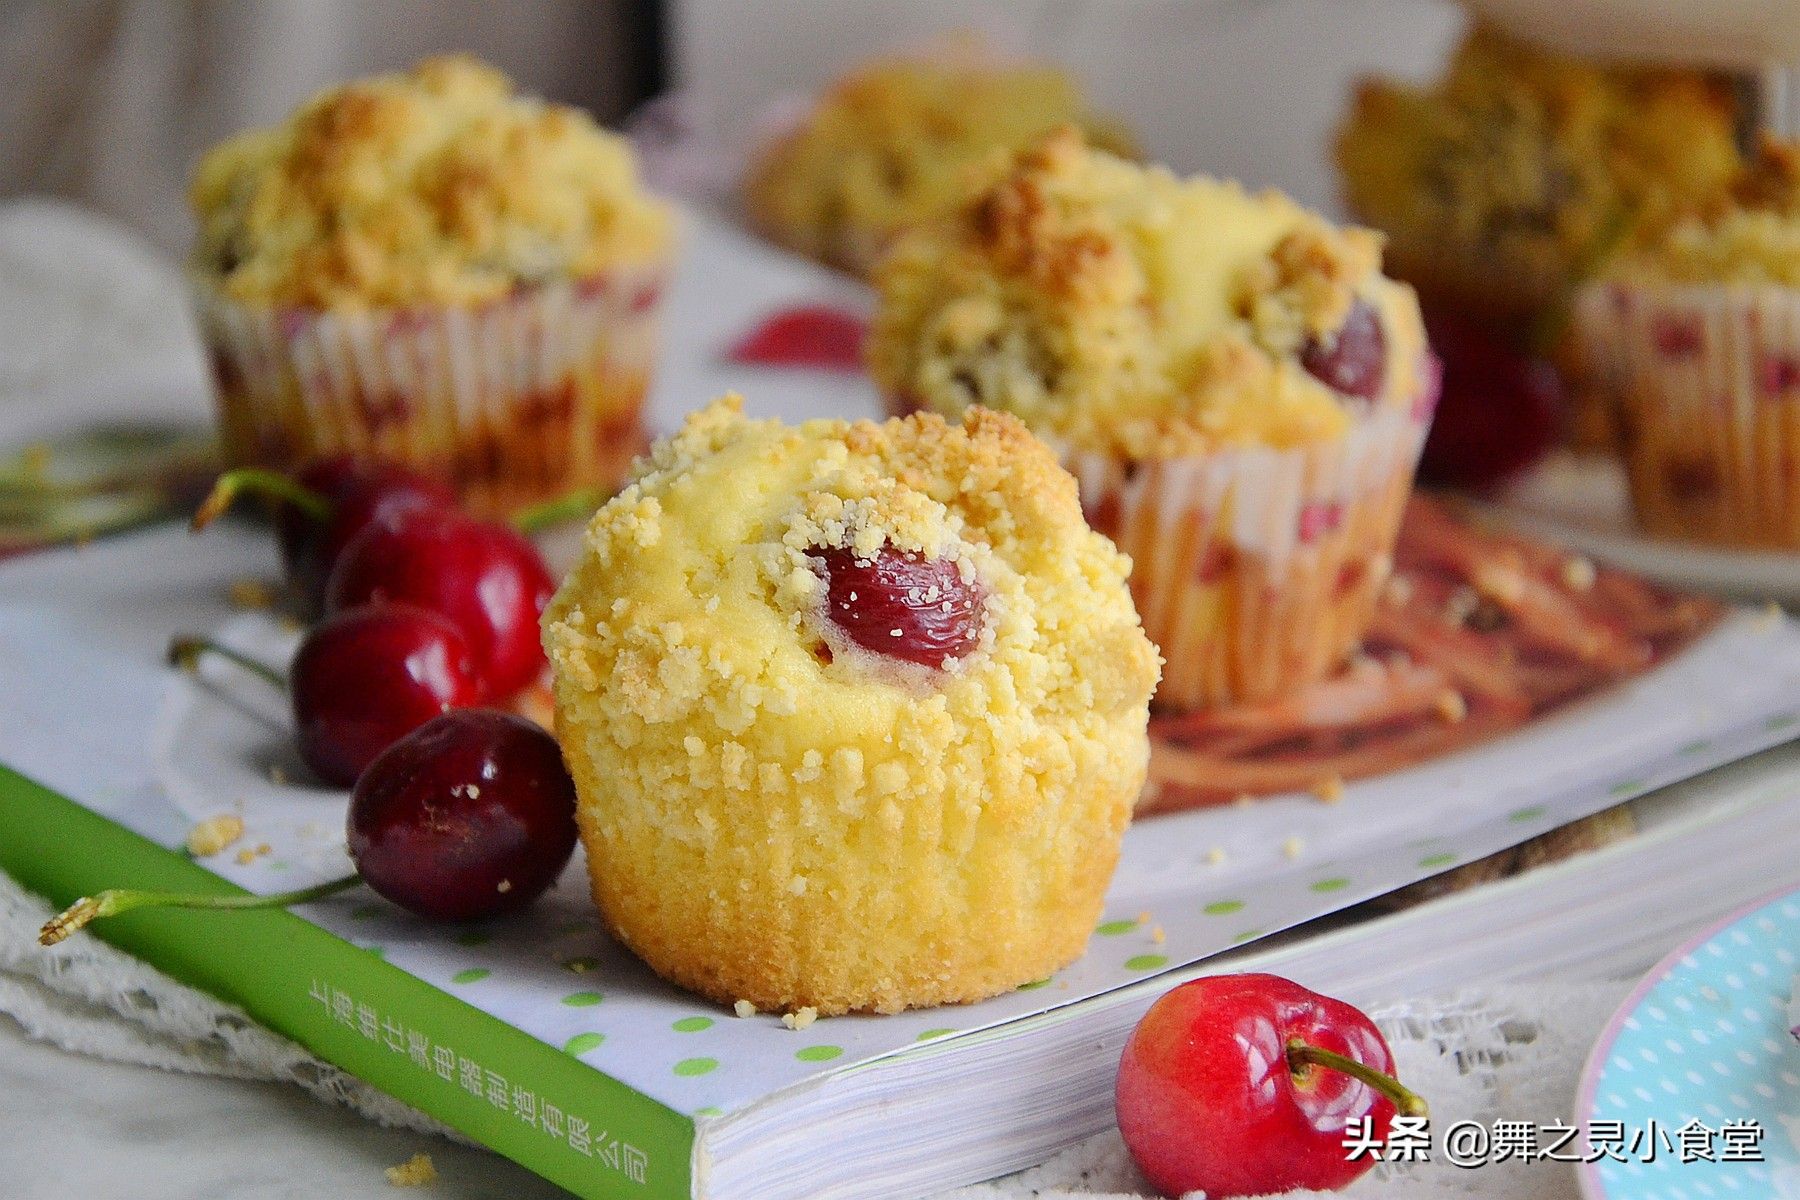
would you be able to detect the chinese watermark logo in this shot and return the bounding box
[1342,1116,1766,1167]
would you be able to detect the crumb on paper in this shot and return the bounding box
[1560,555,1596,592]
[1474,562,1525,605]
[267,764,289,786]
[782,1006,819,1031]
[277,613,306,633]
[1434,689,1468,725]
[1282,836,1305,860]
[1753,603,1783,633]
[384,1152,436,1188]
[1310,775,1345,805]
[1135,910,1151,926]
[227,577,277,610]
[234,848,257,866]
[256,843,272,857]
[186,814,244,858]
[1205,847,1227,865]
[1151,925,1166,944]
[733,999,757,1019]
[1442,585,1480,626]
[1232,793,1256,808]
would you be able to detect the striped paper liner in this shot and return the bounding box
[192,262,667,517]
[1068,396,1432,711]
[1576,280,1800,549]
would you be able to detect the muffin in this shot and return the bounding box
[1335,22,1743,453]
[868,130,1433,710]
[1576,141,1800,548]
[543,396,1159,1014]
[742,43,1134,277]
[190,55,674,516]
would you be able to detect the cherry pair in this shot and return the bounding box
[194,458,557,785]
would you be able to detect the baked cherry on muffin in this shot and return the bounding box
[743,42,1134,277]
[869,129,1433,710]
[190,54,674,515]
[544,396,1159,1014]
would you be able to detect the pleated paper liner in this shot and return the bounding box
[193,262,667,518]
[1575,280,1800,549]
[1068,399,1431,710]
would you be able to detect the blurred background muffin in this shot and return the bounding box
[1575,140,1800,548]
[545,396,1158,1014]
[741,38,1134,277]
[1336,21,1745,481]
[190,54,674,516]
[869,130,1432,710]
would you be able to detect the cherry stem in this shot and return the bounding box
[192,468,330,532]
[39,874,362,946]
[168,634,288,692]
[510,487,610,535]
[1287,1039,1429,1118]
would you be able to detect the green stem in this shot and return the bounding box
[192,467,330,531]
[511,486,610,535]
[1287,1039,1428,1118]
[168,635,288,691]
[40,875,362,946]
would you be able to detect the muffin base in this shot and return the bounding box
[194,264,666,517]
[1069,399,1431,711]
[1579,281,1800,549]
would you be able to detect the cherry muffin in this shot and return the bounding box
[543,396,1159,1014]
[868,129,1434,710]
[1577,141,1800,548]
[743,42,1134,277]
[1336,22,1743,454]
[190,55,674,516]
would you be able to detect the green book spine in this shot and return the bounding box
[0,765,693,1200]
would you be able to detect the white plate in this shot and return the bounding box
[1490,452,1800,605]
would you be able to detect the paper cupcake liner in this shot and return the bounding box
[193,262,667,517]
[1067,398,1431,711]
[1575,280,1800,549]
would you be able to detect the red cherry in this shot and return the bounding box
[1301,299,1387,402]
[275,455,360,572]
[325,507,554,700]
[1416,306,1562,490]
[347,710,578,921]
[290,604,482,788]
[288,465,456,611]
[1115,973,1424,1199]
[809,544,984,668]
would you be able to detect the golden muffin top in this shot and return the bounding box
[1335,22,1742,319]
[743,45,1134,274]
[190,55,673,309]
[543,394,1158,799]
[867,130,1427,460]
[1607,141,1800,287]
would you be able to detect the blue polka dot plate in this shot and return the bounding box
[1577,886,1800,1199]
